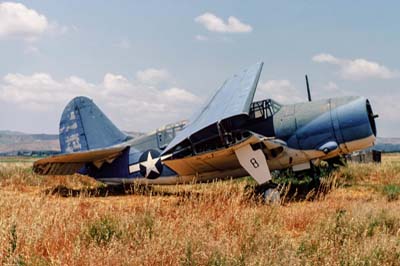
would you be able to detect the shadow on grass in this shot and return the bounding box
[43,184,204,199]
[280,176,339,203]
[44,174,337,204]
[244,175,338,204]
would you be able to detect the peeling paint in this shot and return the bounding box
[70,111,76,120]
[65,133,82,151]
[65,122,78,132]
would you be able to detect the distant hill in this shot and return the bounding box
[0,130,60,153]
[0,130,145,154]
[374,137,400,153]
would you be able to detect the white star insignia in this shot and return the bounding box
[139,152,160,178]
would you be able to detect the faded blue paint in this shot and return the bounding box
[335,97,374,142]
[59,98,89,153]
[163,62,264,154]
[87,147,130,179]
[318,141,338,153]
[274,96,376,150]
[44,64,377,184]
[59,96,129,153]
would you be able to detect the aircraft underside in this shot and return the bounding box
[97,134,376,186]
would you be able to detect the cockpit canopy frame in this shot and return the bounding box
[249,99,282,120]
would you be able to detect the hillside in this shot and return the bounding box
[0,131,60,153]
[0,130,145,153]
[374,137,400,152]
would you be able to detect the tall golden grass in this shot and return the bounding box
[0,155,399,265]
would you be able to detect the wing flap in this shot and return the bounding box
[33,146,126,175]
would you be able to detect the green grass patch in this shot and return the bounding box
[84,217,122,245]
[383,184,400,201]
[0,156,37,163]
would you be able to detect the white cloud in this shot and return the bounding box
[254,80,304,104]
[0,2,68,41]
[0,70,201,131]
[103,73,130,90]
[321,81,347,95]
[0,2,48,41]
[312,53,340,64]
[313,81,353,99]
[323,81,339,91]
[312,53,398,80]
[0,73,95,110]
[163,87,198,103]
[135,68,170,85]
[195,34,208,41]
[47,21,70,35]
[195,12,252,33]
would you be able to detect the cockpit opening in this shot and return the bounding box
[244,99,281,138]
[249,99,282,120]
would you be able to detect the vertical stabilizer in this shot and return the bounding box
[59,96,128,153]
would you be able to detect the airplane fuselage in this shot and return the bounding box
[33,63,379,187]
[94,96,377,185]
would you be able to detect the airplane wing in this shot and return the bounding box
[33,146,127,175]
[163,133,273,184]
[163,62,264,155]
[159,62,286,185]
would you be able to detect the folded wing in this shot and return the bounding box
[161,62,278,184]
[163,62,264,155]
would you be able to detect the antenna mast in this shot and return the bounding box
[305,75,312,102]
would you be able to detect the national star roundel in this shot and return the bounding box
[138,149,163,179]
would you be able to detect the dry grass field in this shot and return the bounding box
[0,155,400,265]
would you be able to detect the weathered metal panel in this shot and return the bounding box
[163,62,264,154]
[163,135,261,176]
[274,96,374,151]
[59,96,128,153]
[273,104,296,140]
[335,97,373,142]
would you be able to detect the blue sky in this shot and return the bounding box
[0,1,399,137]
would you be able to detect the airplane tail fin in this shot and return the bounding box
[59,96,129,153]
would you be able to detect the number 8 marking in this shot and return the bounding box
[250,158,259,168]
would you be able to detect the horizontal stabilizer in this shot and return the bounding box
[33,146,126,175]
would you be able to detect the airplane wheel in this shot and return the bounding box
[262,188,281,204]
[247,182,281,204]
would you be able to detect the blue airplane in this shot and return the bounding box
[34,62,378,197]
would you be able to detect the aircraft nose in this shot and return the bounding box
[366,99,378,136]
[331,97,377,152]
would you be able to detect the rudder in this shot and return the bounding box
[59,96,129,153]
